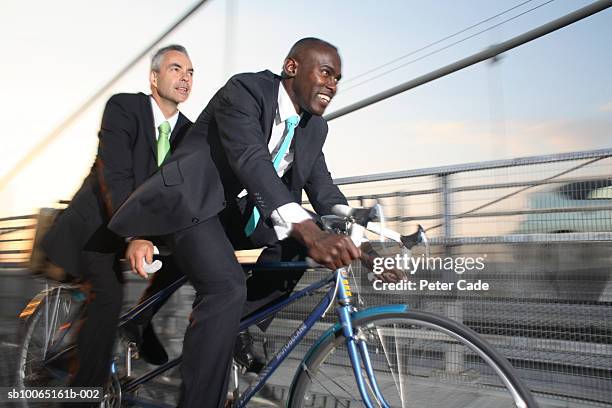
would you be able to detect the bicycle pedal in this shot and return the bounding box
[234,362,261,379]
[126,341,141,359]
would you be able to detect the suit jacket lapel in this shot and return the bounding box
[139,93,157,159]
[265,73,310,187]
[291,113,314,189]
[264,74,281,143]
[170,113,189,149]
[260,71,309,189]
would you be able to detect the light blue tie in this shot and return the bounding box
[244,115,299,236]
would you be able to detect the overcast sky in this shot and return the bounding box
[0,0,610,217]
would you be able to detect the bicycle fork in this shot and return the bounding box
[335,268,390,408]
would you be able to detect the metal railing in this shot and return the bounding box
[0,214,36,269]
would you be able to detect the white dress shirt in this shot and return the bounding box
[150,96,179,140]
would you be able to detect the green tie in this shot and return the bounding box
[157,121,171,167]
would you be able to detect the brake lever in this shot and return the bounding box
[400,225,426,250]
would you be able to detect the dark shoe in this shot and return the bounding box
[233,330,265,374]
[122,321,169,365]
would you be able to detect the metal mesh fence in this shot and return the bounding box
[252,150,612,406]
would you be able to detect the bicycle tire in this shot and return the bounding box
[15,285,86,407]
[287,309,538,408]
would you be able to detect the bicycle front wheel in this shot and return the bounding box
[288,309,537,408]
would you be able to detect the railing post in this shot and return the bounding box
[440,173,452,246]
[439,173,465,372]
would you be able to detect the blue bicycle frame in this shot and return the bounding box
[117,261,392,408]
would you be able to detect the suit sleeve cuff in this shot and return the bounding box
[270,202,311,241]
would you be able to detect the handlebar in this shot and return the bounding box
[142,204,427,273]
[329,204,427,249]
[306,205,428,268]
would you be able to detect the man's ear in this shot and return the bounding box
[150,71,158,87]
[283,57,298,78]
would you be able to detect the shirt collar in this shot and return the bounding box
[150,95,179,134]
[277,82,300,125]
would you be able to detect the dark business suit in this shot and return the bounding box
[109,71,347,408]
[42,92,190,394]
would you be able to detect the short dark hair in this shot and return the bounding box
[286,37,338,61]
[151,45,189,72]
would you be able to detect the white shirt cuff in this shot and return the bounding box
[270,202,311,241]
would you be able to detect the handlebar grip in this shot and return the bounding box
[142,245,162,274]
[142,259,162,274]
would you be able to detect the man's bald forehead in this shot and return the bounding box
[286,37,338,61]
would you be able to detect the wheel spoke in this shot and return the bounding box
[304,363,353,407]
[392,324,406,408]
[44,287,62,358]
[374,326,403,401]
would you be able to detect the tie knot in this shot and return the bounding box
[286,115,299,129]
[158,121,171,136]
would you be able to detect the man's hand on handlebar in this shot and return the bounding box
[126,239,155,279]
[359,241,408,283]
[290,219,361,270]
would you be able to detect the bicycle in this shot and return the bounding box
[16,205,538,407]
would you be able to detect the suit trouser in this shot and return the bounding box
[67,251,123,408]
[135,255,182,324]
[167,216,247,408]
[241,239,306,325]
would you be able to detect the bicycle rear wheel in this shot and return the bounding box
[288,309,537,408]
[15,285,86,393]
